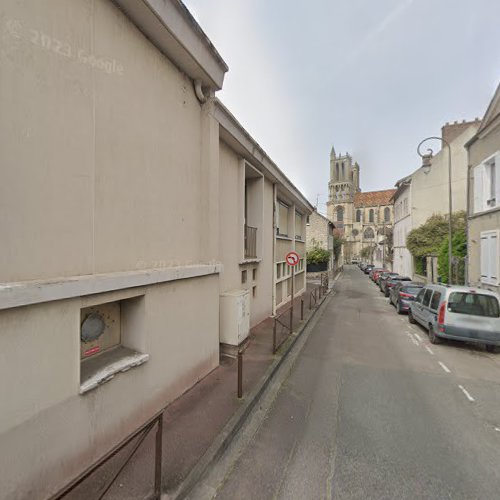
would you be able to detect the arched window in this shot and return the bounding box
[336,163,339,179]
[369,209,374,223]
[336,206,344,222]
[384,207,390,222]
[364,227,374,239]
[356,209,361,223]
[342,162,345,179]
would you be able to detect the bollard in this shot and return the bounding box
[273,319,277,354]
[237,351,243,398]
[301,299,304,320]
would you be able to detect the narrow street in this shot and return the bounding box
[200,266,500,500]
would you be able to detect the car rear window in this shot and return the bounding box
[430,292,442,311]
[401,286,423,295]
[448,292,500,318]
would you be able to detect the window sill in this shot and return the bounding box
[276,235,293,241]
[80,346,149,394]
[469,206,500,219]
[240,258,262,265]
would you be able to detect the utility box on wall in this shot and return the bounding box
[219,289,250,350]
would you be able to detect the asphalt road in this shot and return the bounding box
[195,265,500,500]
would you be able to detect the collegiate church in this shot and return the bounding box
[326,147,396,265]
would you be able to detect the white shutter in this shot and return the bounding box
[480,233,489,282]
[474,165,485,213]
[490,232,498,284]
[495,154,500,208]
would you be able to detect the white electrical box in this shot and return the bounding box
[220,289,251,346]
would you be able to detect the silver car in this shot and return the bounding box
[408,285,500,350]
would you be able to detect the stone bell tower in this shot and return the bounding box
[326,146,359,225]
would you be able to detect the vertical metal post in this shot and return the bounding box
[154,414,163,499]
[291,266,295,329]
[237,351,243,398]
[301,299,304,320]
[273,319,277,354]
[447,144,453,284]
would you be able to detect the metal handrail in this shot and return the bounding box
[50,411,163,500]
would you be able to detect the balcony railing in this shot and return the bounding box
[244,225,257,259]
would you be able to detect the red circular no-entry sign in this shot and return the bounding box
[285,251,300,267]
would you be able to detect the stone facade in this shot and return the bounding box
[306,210,335,269]
[326,148,395,267]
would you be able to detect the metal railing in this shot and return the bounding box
[50,411,163,500]
[244,225,257,258]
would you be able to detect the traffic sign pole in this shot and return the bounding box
[285,251,300,331]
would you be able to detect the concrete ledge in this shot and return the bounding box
[0,264,222,310]
[171,271,342,499]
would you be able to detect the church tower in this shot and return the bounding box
[326,147,360,225]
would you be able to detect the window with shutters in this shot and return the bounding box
[474,153,499,213]
[480,230,499,285]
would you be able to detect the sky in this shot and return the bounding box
[183,0,500,215]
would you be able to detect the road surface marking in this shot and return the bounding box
[438,361,451,373]
[458,385,475,402]
[414,333,423,342]
[425,346,434,355]
[407,332,419,345]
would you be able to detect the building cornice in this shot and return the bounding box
[112,0,228,90]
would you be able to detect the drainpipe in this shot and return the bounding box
[272,183,277,316]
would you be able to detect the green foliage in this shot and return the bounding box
[360,244,376,260]
[306,246,331,265]
[407,211,466,259]
[437,229,467,284]
[332,229,345,261]
[414,257,426,276]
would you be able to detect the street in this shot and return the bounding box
[196,265,500,500]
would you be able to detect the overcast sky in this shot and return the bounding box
[184,0,500,214]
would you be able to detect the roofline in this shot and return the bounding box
[112,0,228,90]
[215,100,314,213]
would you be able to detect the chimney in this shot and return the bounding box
[441,118,481,144]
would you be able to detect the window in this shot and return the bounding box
[336,206,344,222]
[422,289,433,307]
[384,207,390,222]
[364,227,374,239]
[336,163,339,179]
[448,292,500,318]
[277,200,289,236]
[474,153,499,213]
[252,286,257,298]
[430,291,442,311]
[295,211,303,239]
[356,209,361,222]
[253,268,257,281]
[342,162,345,179]
[369,209,374,222]
[276,263,281,279]
[242,270,248,283]
[403,198,408,215]
[480,230,499,285]
[415,289,425,304]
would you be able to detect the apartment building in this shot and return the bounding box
[466,83,500,292]
[0,1,311,497]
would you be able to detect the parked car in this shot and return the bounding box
[408,285,500,350]
[364,264,374,275]
[378,272,399,289]
[389,282,424,313]
[370,268,386,281]
[382,275,412,297]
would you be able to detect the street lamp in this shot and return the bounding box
[417,136,453,284]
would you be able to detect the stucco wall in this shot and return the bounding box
[467,122,500,291]
[0,275,219,499]
[218,142,274,327]
[0,0,212,282]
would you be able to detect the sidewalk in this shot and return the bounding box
[64,275,338,500]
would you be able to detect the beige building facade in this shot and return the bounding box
[466,83,500,293]
[305,210,335,270]
[0,1,311,498]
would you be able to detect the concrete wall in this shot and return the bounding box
[467,122,500,292]
[0,1,221,497]
[411,125,477,229]
[393,185,413,277]
[218,142,274,327]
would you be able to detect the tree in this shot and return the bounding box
[360,244,376,262]
[406,211,466,282]
[333,228,345,262]
[306,246,331,265]
[437,229,467,284]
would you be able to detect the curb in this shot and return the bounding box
[171,272,342,500]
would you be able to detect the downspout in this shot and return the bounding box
[465,162,471,285]
[272,183,277,316]
[194,79,207,104]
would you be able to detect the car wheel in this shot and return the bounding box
[486,345,497,353]
[408,310,416,324]
[428,325,441,344]
[384,289,390,298]
[397,301,403,315]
